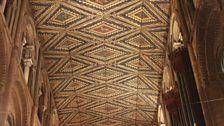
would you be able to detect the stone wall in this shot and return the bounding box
[161,0,224,126]
[0,0,59,126]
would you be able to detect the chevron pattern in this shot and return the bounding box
[30,0,170,125]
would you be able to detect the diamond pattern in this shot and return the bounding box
[90,0,116,5]
[77,20,129,39]
[126,5,158,24]
[94,119,124,126]
[35,3,89,29]
[124,33,156,50]
[81,44,129,63]
[75,0,128,11]
[85,85,128,99]
[53,34,86,51]
[62,78,91,92]
[91,23,117,35]
[30,0,170,125]
[59,59,87,73]
[47,6,84,28]
[121,94,151,106]
[84,67,126,81]
[89,102,123,115]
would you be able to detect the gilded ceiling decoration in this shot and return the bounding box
[30,0,170,125]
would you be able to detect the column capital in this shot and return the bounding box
[23,58,33,67]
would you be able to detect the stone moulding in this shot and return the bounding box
[0,10,12,94]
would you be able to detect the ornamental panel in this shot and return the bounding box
[30,0,170,125]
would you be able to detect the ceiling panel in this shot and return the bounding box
[30,0,170,125]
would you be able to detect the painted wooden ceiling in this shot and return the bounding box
[29,0,170,125]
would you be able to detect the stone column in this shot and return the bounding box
[23,44,34,84]
[23,58,33,83]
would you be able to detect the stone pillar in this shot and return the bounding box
[23,58,33,83]
[23,44,34,84]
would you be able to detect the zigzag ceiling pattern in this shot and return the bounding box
[30,0,170,125]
